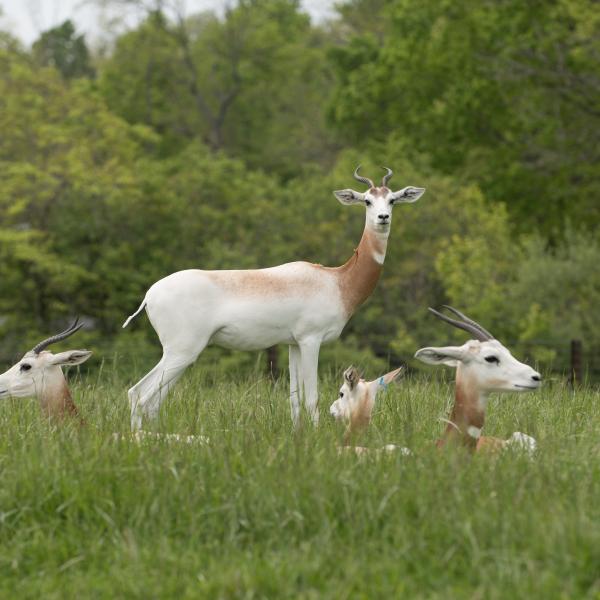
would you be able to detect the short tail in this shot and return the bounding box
[122,298,147,328]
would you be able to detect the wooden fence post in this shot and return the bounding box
[570,339,582,386]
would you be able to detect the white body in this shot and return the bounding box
[124,176,425,430]
[145,263,348,353]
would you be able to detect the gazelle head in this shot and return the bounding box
[0,319,92,406]
[334,166,425,233]
[330,365,404,425]
[415,306,541,394]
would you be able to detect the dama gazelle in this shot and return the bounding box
[0,319,90,421]
[330,365,411,456]
[330,365,404,441]
[123,167,425,431]
[415,306,540,453]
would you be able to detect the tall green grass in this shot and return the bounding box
[0,367,599,598]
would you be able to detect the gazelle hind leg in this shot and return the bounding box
[128,360,166,431]
[288,345,302,427]
[128,345,206,430]
[299,339,321,427]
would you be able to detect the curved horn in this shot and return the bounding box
[441,305,494,341]
[428,306,494,342]
[31,318,84,354]
[353,165,374,189]
[381,166,393,187]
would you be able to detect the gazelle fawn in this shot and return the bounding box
[330,365,412,456]
[330,365,404,442]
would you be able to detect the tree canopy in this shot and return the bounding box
[0,0,598,377]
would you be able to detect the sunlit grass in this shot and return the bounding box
[0,367,599,598]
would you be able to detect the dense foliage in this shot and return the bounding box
[0,0,598,378]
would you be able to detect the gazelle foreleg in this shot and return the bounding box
[299,339,321,426]
[288,345,303,427]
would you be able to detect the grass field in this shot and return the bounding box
[0,363,599,599]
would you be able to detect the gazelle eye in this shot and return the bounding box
[340,392,344,398]
[484,356,499,364]
[20,363,32,371]
[365,199,372,207]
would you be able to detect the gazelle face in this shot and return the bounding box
[334,185,425,233]
[0,350,92,400]
[415,339,541,393]
[330,365,404,421]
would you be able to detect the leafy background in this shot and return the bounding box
[0,0,598,379]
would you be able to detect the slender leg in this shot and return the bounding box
[142,356,191,420]
[288,345,302,427]
[128,344,206,431]
[299,339,321,427]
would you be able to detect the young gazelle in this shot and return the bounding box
[330,365,411,456]
[0,319,91,421]
[330,365,404,441]
[415,306,540,453]
[123,167,425,431]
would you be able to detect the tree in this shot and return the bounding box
[98,1,337,174]
[32,20,95,79]
[328,0,600,236]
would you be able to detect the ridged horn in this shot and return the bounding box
[381,166,393,187]
[428,306,494,342]
[31,318,84,354]
[353,165,374,188]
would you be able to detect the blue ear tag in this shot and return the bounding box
[378,376,388,391]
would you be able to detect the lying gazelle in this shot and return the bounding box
[0,320,207,442]
[415,306,540,453]
[123,166,425,431]
[0,319,91,422]
[330,365,411,456]
[330,365,404,440]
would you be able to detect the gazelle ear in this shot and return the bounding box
[391,186,425,204]
[343,365,361,389]
[49,350,92,366]
[334,189,366,205]
[374,366,404,386]
[368,366,404,395]
[414,346,465,368]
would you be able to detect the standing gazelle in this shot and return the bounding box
[415,306,540,452]
[123,167,425,430]
[0,319,91,421]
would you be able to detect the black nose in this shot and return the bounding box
[378,214,390,221]
[532,374,541,382]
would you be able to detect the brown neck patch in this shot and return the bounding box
[40,378,83,424]
[343,386,375,443]
[440,370,485,451]
[334,227,387,317]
